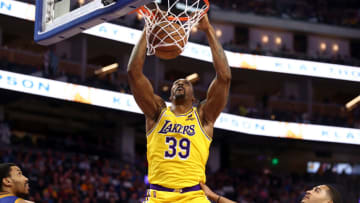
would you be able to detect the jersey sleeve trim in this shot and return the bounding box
[146,108,167,137]
[0,194,14,198]
[15,198,24,203]
[194,108,212,141]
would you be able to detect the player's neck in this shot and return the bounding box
[170,103,193,116]
[0,191,15,196]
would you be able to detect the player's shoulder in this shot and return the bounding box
[0,195,17,203]
[0,197,33,203]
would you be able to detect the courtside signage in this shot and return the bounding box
[0,69,360,145]
[2,0,360,82]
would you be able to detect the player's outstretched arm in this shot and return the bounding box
[197,14,231,124]
[127,29,165,121]
[200,183,237,203]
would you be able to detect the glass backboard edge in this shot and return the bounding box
[34,0,153,45]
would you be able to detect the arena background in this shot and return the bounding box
[0,0,360,202]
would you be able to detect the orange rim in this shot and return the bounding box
[134,0,210,21]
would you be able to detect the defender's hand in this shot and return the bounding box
[200,182,218,200]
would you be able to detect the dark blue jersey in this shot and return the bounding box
[0,194,22,203]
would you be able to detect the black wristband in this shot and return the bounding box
[216,195,221,203]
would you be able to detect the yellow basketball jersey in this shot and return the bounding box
[147,106,212,189]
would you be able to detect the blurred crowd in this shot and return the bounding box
[1,121,360,202]
[211,0,360,28]
[1,2,360,202]
[0,143,359,203]
[9,131,116,158]
[120,16,360,68]
[221,43,360,67]
[208,168,359,203]
[0,147,147,203]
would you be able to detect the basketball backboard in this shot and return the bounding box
[34,0,153,45]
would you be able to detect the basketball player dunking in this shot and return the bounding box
[127,14,231,203]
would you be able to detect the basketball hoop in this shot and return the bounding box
[136,0,210,56]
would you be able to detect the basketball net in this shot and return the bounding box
[137,0,209,56]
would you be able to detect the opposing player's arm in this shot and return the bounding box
[18,199,34,203]
[127,30,165,120]
[198,15,231,124]
[200,183,237,203]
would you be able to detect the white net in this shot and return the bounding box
[137,0,209,56]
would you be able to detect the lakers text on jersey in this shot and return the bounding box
[146,107,212,189]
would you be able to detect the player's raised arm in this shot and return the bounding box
[198,14,231,124]
[127,30,165,121]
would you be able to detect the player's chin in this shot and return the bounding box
[175,93,185,98]
[24,186,30,195]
